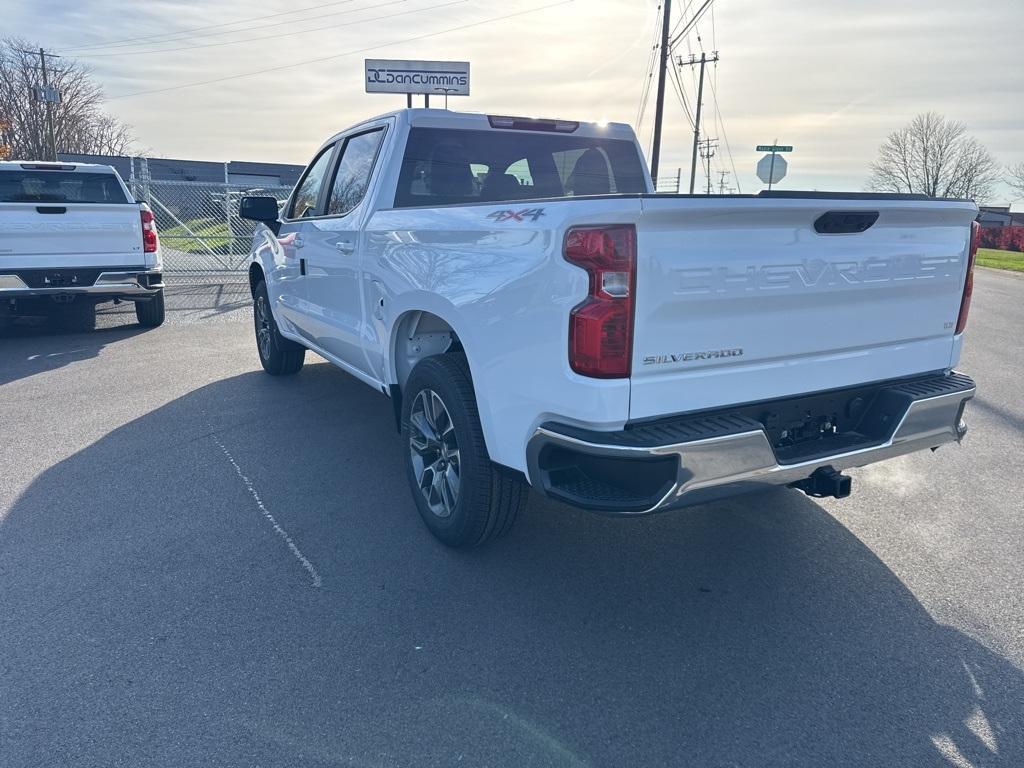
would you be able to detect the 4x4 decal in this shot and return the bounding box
[486,208,546,223]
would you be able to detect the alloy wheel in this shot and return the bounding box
[408,388,461,518]
[255,294,272,360]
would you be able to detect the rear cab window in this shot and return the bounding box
[0,170,129,204]
[394,127,647,208]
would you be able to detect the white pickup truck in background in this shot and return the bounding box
[0,161,165,330]
[241,109,978,548]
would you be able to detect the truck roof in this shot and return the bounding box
[332,108,637,143]
[0,160,119,173]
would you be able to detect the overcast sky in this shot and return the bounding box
[8,0,1024,203]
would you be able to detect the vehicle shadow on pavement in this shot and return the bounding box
[0,320,147,387]
[1,365,1021,767]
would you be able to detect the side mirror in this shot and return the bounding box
[239,195,281,234]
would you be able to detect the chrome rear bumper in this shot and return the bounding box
[0,270,164,297]
[527,372,975,515]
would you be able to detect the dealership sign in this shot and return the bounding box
[364,59,470,96]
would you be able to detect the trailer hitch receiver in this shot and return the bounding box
[791,466,852,499]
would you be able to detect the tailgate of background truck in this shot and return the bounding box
[629,194,978,420]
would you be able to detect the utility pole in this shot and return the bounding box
[718,170,730,195]
[649,0,672,187]
[39,49,57,161]
[679,51,720,193]
[698,138,718,194]
[19,47,61,160]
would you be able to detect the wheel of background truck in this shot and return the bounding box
[253,280,305,375]
[402,354,527,548]
[49,299,95,333]
[135,289,166,328]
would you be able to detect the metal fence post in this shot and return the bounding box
[223,162,233,262]
[137,174,292,278]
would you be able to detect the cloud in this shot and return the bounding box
[9,0,1024,202]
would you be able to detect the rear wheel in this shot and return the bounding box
[135,289,166,327]
[402,354,527,547]
[253,279,305,375]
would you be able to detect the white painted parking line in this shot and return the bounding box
[210,431,322,588]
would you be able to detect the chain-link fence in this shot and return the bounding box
[654,168,683,194]
[128,177,292,278]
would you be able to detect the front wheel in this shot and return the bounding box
[402,354,527,547]
[253,280,305,375]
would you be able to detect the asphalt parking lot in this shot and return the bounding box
[1,270,1022,768]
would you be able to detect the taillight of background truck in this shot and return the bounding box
[140,203,159,253]
[564,224,637,378]
[956,220,980,334]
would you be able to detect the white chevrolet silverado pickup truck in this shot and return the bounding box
[0,161,165,330]
[241,109,978,547]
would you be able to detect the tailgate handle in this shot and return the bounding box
[814,211,878,234]
[36,206,67,215]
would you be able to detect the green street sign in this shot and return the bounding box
[756,144,793,152]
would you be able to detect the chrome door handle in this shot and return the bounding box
[335,240,354,254]
[292,235,305,249]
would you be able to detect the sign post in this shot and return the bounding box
[755,141,792,190]
[365,59,470,107]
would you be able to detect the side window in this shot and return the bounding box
[553,147,617,194]
[326,128,385,217]
[288,145,335,219]
[504,158,534,189]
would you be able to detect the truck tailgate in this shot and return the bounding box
[0,202,145,268]
[629,196,978,420]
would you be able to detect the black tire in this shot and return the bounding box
[401,354,527,547]
[49,298,95,332]
[135,289,166,327]
[253,279,305,375]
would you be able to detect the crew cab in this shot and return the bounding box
[241,109,978,547]
[0,161,165,330]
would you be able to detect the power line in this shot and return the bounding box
[649,0,673,185]
[17,48,60,160]
[668,0,715,48]
[79,0,413,56]
[678,50,717,193]
[78,0,465,58]
[667,54,695,127]
[105,1,573,101]
[668,0,697,40]
[61,0,371,52]
[698,137,718,194]
[706,76,741,193]
[635,4,662,134]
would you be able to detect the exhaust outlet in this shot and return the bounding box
[791,466,852,499]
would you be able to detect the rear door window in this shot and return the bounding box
[326,128,385,217]
[0,171,129,204]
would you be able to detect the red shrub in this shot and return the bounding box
[978,226,1024,253]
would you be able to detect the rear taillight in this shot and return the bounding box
[564,225,636,378]
[140,204,158,253]
[956,220,979,334]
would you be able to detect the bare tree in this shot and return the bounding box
[867,112,999,203]
[1007,162,1024,201]
[0,37,135,159]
